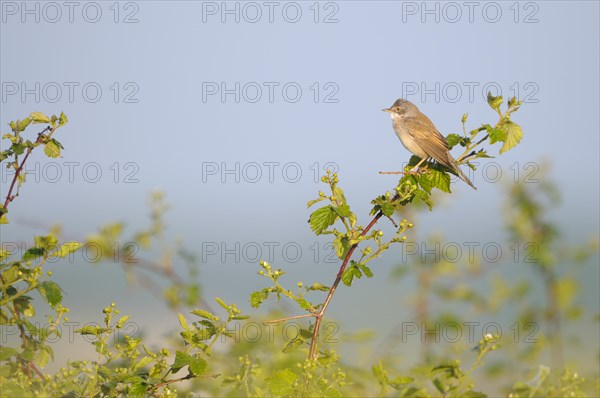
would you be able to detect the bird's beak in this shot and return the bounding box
[382,108,392,112]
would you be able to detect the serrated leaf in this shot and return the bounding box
[249,290,269,308]
[499,121,523,154]
[266,369,298,396]
[296,297,311,310]
[446,133,462,148]
[488,127,507,144]
[412,189,434,210]
[189,356,208,376]
[358,263,373,278]
[16,118,32,132]
[30,112,51,124]
[44,140,61,158]
[128,382,147,397]
[172,351,192,372]
[430,169,451,193]
[37,281,63,307]
[308,206,338,235]
[341,267,355,287]
[334,203,352,218]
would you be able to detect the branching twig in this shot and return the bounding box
[2,126,52,215]
[308,212,384,360]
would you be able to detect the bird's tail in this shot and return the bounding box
[451,159,477,190]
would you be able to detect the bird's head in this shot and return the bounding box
[382,99,419,119]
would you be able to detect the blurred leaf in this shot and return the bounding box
[266,369,297,396]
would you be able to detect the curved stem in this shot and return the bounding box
[308,212,383,360]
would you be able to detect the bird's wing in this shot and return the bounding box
[403,116,453,168]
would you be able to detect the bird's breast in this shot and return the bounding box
[393,121,428,159]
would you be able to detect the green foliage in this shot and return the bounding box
[1,104,598,397]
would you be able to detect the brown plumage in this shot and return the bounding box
[383,99,476,190]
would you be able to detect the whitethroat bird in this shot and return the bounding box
[383,99,476,190]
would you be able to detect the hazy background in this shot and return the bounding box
[1,0,599,375]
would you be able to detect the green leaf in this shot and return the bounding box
[460,390,488,398]
[487,127,507,144]
[34,235,58,250]
[432,378,446,394]
[116,315,131,329]
[296,297,312,311]
[388,376,415,389]
[308,206,338,235]
[215,297,229,310]
[499,121,523,154]
[178,313,190,331]
[307,196,326,208]
[334,203,352,218]
[412,189,434,210]
[53,242,82,258]
[189,356,208,376]
[1,265,21,284]
[429,169,451,193]
[266,369,298,396]
[0,346,18,361]
[77,325,110,336]
[191,309,220,322]
[249,290,269,308]
[15,118,32,132]
[59,112,68,126]
[358,263,373,278]
[446,133,462,148]
[487,92,503,111]
[128,383,147,397]
[44,140,61,158]
[30,112,51,124]
[37,281,63,307]
[307,283,329,292]
[22,247,46,261]
[172,351,192,372]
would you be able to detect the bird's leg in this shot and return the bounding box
[410,157,428,173]
[379,157,429,175]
